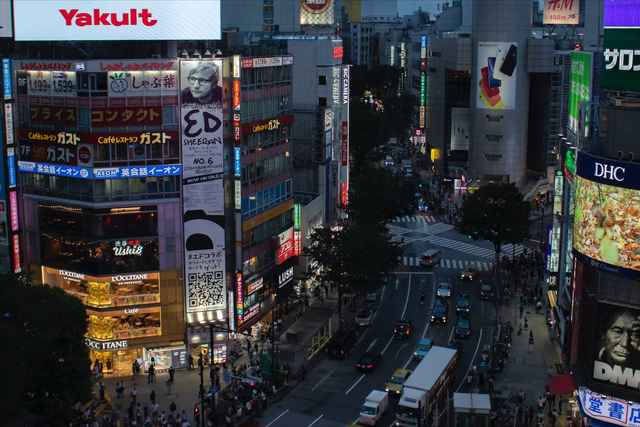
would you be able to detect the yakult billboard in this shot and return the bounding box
[13,1,221,41]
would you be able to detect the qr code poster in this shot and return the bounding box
[183,217,227,313]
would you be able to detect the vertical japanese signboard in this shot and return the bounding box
[340,65,350,208]
[180,59,227,315]
[569,52,592,134]
[420,35,426,128]
[602,1,640,92]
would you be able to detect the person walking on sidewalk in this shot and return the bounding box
[488,377,495,393]
[131,387,137,404]
[529,336,535,353]
[558,396,564,414]
[547,366,554,378]
[520,305,524,319]
[189,354,194,370]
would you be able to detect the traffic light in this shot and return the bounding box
[194,406,200,418]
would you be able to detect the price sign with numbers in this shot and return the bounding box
[27,71,77,97]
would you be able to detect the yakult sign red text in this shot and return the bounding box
[13,1,221,41]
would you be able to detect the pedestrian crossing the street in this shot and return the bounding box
[402,257,494,271]
[392,214,438,224]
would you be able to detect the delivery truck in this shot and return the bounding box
[395,346,458,426]
[359,390,389,426]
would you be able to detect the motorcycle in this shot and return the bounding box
[466,366,477,385]
[481,344,491,363]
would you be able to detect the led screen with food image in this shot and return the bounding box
[573,175,640,272]
[476,42,517,110]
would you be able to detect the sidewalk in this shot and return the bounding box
[486,272,568,427]
[89,286,345,425]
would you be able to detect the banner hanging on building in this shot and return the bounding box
[180,59,226,315]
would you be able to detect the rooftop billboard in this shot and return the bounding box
[13,1,221,41]
[543,0,579,25]
[568,52,592,134]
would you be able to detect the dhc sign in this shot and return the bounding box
[576,152,640,190]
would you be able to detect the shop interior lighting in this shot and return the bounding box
[181,49,189,58]
[214,49,223,57]
[193,49,201,58]
[204,49,212,57]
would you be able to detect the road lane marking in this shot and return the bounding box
[395,342,408,359]
[266,409,289,427]
[312,370,334,391]
[448,325,454,343]
[367,338,378,352]
[455,328,483,393]
[404,274,434,369]
[346,374,366,394]
[308,414,324,426]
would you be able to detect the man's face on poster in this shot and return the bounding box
[187,71,214,102]
[603,311,640,366]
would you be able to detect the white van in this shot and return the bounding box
[419,249,442,267]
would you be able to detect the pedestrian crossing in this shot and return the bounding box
[402,257,494,271]
[392,215,438,223]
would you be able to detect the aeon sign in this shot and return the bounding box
[13,1,222,41]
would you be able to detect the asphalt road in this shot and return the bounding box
[258,212,530,427]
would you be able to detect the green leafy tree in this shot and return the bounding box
[303,223,402,324]
[346,165,417,227]
[349,100,386,171]
[0,274,92,425]
[458,183,532,286]
[381,92,417,144]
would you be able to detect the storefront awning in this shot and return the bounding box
[548,374,576,395]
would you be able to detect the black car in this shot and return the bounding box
[431,299,449,324]
[455,312,471,338]
[446,340,464,354]
[480,280,495,300]
[456,293,471,314]
[394,319,414,339]
[325,329,358,358]
[356,352,382,372]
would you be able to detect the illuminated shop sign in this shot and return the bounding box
[243,304,260,323]
[113,240,143,256]
[13,1,222,41]
[333,46,343,59]
[3,59,11,99]
[13,234,21,273]
[59,269,86,281]
[247,277,264,295]
[235,180,241,211]
[341,182,348,208]
[98,61,176,72]
[543,0,579,25]
[85,338,129,351]
[17,129,177,146]
[107,70,177,96]
[278,266,294,288]
[91,106,162,127]
[233,55,240,79]
[341,122,349,166]
[278,228,294,265]
[4,104,13,145]
[294,230,301,256]
[569,52,592,134]
[233,80,241,110]
[576,152,639,189]
[124,308,139,315]
[93,165,181,179]
[602,29,640,93]
[604,0,640,27]
[17,61,72,71]
[579,388,640,427]
[234,147,241,177]
[27,70,77,97]
[242,114,294,134]
[294,204,301,229]
[7,147,16,188]
[234,113,241,144]
[564,149,576,183]
[236,273,243,318]
[29,105,77,126]
[111,273,149,283]
[9,191,18,232]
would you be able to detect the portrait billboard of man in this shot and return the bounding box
[592,305,640,390]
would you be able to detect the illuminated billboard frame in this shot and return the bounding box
[13,0,222,41]
[476,42,518,110]
[573,152,640,277]
[542,0,579,25]
[569,52,592,134]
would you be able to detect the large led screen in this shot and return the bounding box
[574,152,640,276]
[476,42,517,110]
[180,59,227,314]
[602,28,640,93]
[13,0,221,41]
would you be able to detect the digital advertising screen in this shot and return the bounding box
[13,0,221,41]
[569,52,592,134]
[543,0,579,25]
[573,152,640,277]
[180,59,227,315]
[450,108,469,151]
[476,42,517,110]
[602,28,640,93]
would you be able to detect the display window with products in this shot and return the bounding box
[44,267,160,308]
[89,348,137,377]
[86,307,162,341]
[143,346,188,372]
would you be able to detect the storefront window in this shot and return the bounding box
[45,267,161,308]
[87,307,162,341]
[307,320,331,359]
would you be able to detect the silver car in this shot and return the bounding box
[356,309,373,326]
[437,282,452,298]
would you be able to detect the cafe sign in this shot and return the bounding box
[85,338,128,351]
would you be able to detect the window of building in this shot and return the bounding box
[318,76,327,85]
[318,97,327,107]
